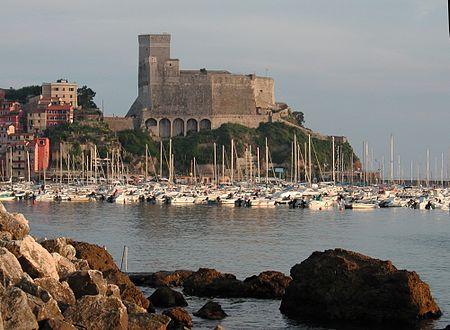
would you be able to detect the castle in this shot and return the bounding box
[127,34,288,138]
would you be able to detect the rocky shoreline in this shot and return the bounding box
[0,202,445,329]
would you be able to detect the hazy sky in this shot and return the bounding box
[2,0,450,179]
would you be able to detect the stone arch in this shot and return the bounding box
[173,118,184,137]
[199,119,211,131]
[145,118,158,136]
[159,118,171,138]
[186,119,198,135]
[145,118,157,129]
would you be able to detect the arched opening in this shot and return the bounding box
[173,118,184,137]
[186,119,198,135]
[145,118,157,129]
[159,118,171,138]
[145,118,158,136]
[199,119,211,131]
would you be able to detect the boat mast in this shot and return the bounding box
[231,139,234,184]
[222,145,225,184]
[332,136,335,184]
[257,146,260,184]
[308,134,312,186]
[159,141,163,179]
[390,134,394,184]
[265,138,269,184]
[293,134,297,183]
[145,144,148,181]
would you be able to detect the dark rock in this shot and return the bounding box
[41,238,76,259]
[243,271,291,299]
[106,283,121,298]
[128,313,171,330]
[51,253,77,278]
[129,270,194,287]
[0,210,29,240]
[25,291,63,322]
[123,300,148,315]
[194,301,227,320]
[183,268,244,297]
[0,247,23,286]
[0,231,12,241]
[64,295,128,330]
[149,287,188,308]
[64,270,107,299]
[163,307,193,329]
[71,258,90,271]
[15,274,52,303]
[34,277,76,312]
[68,240,149,309]
[280,248,442,326]
[0,287,39,329]
[6,236,59,280]
[39,318,76,330]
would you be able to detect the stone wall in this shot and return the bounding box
[210,74,257,116]
[103,117,134,132]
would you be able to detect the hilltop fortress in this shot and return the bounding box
[127,33,290,138]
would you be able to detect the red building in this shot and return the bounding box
[34,137,50,173]
[0,89,24,132]
[27,96,73,133]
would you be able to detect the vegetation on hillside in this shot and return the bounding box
[43,119,357,180]
[170,122,357,178]
[4,85,41,103]
[117,129,158,157]
[77,85,98,109]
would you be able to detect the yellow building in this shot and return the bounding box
[42,79,78,108]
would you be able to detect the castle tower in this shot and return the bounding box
[137,34,171,107]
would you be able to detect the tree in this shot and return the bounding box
[292,111,305,127]
[77,85,97,109]
[4,85,41,104]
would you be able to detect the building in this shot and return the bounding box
[0,89,24,131]
[0,132,50,180]
[127,34,288,138]
[34,137,50,173]
[27,96,74,133]
[42,79,78,108]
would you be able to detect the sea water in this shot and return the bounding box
[4,201,449,329]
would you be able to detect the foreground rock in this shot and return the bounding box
[280,248,441,326]
[64,295,128,330]
[183,268,246,298]
[243,271,291,299]
[34,277,76,311]
[128,313,171,330]
[149,287,188,308]
[4,236,59,280]
[0,286,39,329]
[129,270,194,287]
[163,307,192,329]
[65,270,107,299]
[0,210,29,240]
[194,301,227,320]
[68,240,150,309]
[0,247,23,286]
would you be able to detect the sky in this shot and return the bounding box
[2,0,450,180]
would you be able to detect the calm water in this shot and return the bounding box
[3,201,449,329]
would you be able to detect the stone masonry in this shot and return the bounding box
[127,33,287,138]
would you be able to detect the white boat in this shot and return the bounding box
[309,199,334,210]
[0,192,15,201]
[171,195,196,205]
